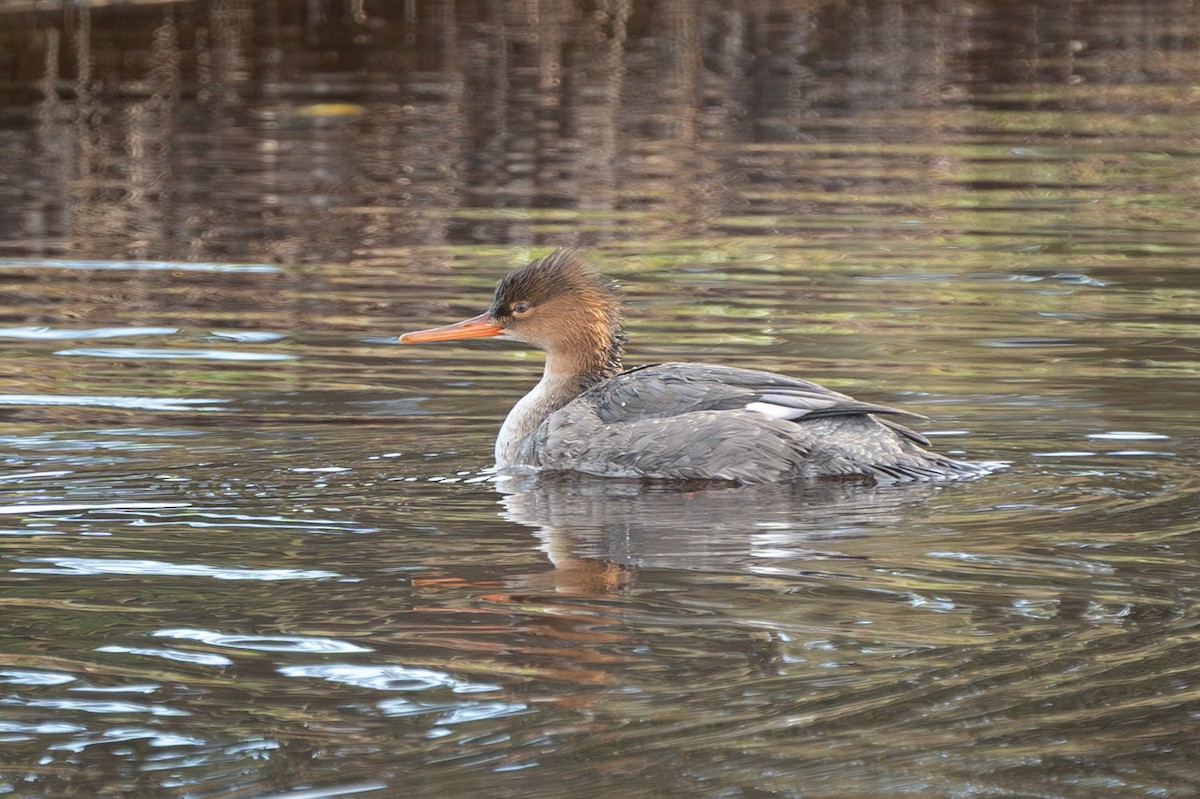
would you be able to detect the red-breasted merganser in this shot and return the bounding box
[399,249,992,484]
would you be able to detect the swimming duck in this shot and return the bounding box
[399,249,991,484]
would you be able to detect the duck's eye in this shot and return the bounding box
[512,302,531,315]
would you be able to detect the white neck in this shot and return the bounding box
[494,355,584,468]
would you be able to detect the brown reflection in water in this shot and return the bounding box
[2,1,1200,262]
[495,473,941,595]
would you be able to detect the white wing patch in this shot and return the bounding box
[745,401,797,419]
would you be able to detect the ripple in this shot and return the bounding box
[278,664,500,694]
[249,781,390,799]
[55,347,296,362]
[0,470,74,483]
[13,558,341,581]
[0,394,228,412]
[126,509,373,534]
[374,697,529,724]
[1,258,278,273]
[0,326,178,340]
[69,683,160,695]
[981,337,1078,348]
[0,501,190,515]
[1,697,189,717]
[47,726,206,753]
[208,330,287,343]
[1051,272,1109,286]
[96,645,235,667]
[433,702,529,725]
[1087,431,1172,441]
[0,720,87,735]
[0,670,76,686]
[152,628,373,654]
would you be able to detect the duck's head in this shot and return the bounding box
[399,249,624,378]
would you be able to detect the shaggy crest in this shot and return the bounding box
[490,249,619,318]
[491,249,625,382]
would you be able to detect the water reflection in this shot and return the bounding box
[498,473,944,589]
[3,0,1200,797]
[4,1,1200,261]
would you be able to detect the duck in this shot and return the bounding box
[398,249,993,484]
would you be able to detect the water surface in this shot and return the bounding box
[2,2,1200,797]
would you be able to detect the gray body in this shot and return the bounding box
[402,250,994,485]
[497,362,988,484]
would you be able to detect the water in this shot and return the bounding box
[2,1,1200,797]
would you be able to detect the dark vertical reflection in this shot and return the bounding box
[2,0,1200,261]
[125,15,181,260]
[650,1,725,236]
[571,0,627,226]
[26,28,69,255]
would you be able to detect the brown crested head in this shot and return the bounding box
[399,248,625,382]
[490,249,624,379]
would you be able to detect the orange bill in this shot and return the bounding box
[398,312,503,343]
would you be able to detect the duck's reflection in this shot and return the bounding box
[496,473,941,593]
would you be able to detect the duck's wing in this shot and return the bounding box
[589,363,925,424]
[537,364,983,483]
[540,359,979,479]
